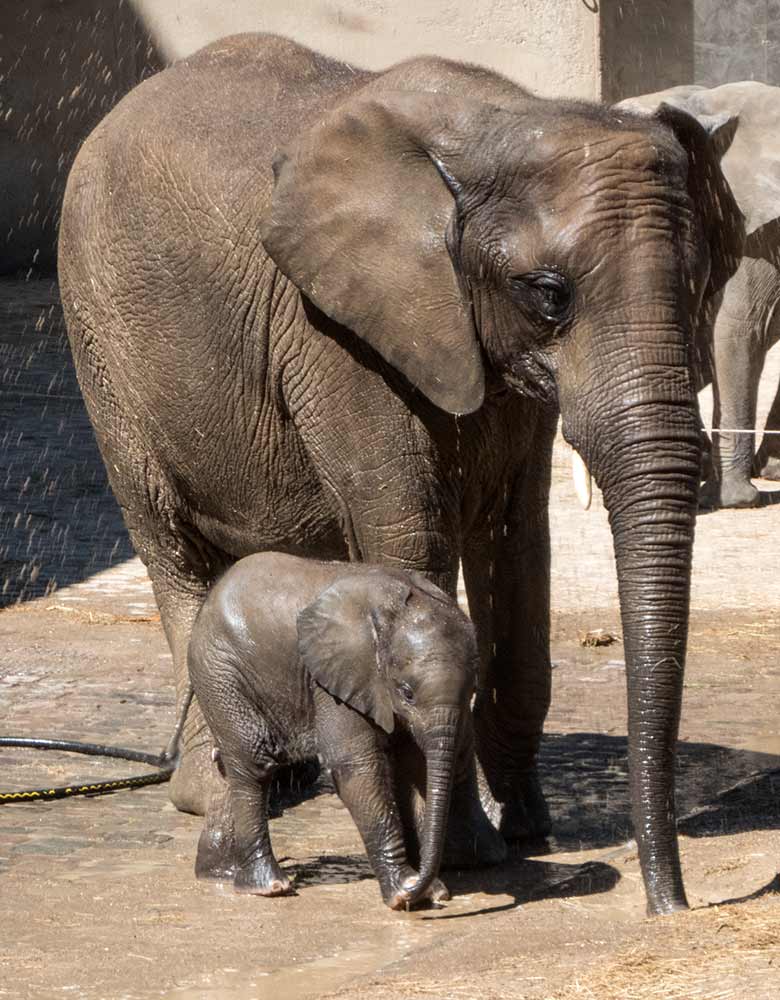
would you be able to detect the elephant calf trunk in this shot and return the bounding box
[397,715,458,907]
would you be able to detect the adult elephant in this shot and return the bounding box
[622,82,780,509]
[58,33,742,914]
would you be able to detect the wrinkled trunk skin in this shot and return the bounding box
[401,712,459,906]
[559,303,704,915]
[591,396,701,914]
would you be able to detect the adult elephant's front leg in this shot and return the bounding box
[350,504,506,869]
[464,413,556,842]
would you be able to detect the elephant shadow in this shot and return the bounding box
[538,732,780,849]
[268,734,778,906]
[0,282,134,606]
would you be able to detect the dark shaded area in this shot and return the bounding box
[539,731,780,849]
[0,0,162,274]
[0,279,133,605]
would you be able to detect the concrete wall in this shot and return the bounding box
[2,1,739,275]
[132,0,600,99]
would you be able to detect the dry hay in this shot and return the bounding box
[551,898,780,1000]
[43,604,160,625]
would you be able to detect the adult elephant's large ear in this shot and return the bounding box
[260,92,485,415]
[653,103,745,295]
[296,572,412,734]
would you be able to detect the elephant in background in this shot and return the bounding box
[621,82,780,509]
[190,552,477,909]
[58,33,742,914]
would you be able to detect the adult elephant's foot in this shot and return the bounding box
[170,742,219,815]
[441,770,507,869]
[478,767,551,844]
[699,475,760,510]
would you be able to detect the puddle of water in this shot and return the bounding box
[165,920,438,1000]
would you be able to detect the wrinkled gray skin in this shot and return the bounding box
[621,82,780,509]
[190,552,476,910]
[58,33,743,914]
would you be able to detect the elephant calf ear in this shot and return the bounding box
[296,574,411,734]
[260,93,485,416]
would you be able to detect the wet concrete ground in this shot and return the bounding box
[1,279,779,998]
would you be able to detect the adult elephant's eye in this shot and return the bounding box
[512,269,574,324]
[397,682,415,704]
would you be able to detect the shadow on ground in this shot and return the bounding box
[0,279,133,604]
[235,732,779,902]
[539,732,780,850]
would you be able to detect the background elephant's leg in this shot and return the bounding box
[755,373,780,478]
[701,264,765,508]
[466,417,555,842]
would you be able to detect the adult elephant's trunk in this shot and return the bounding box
[580,383,701,915]
[400,709,459,906]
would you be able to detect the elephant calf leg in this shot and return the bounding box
[332,759,449,909]
[206,755,291,897]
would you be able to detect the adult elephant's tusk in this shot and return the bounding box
[572,448,592,510]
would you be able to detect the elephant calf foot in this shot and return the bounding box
[234,857,293,897]
[383,867,450,911]
[699,475,760,510]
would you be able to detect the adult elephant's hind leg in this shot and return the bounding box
[465,416,555,844]
[136,524,228,816]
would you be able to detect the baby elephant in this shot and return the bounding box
[188,552,478,910]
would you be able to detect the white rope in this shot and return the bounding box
[707,428,780,435]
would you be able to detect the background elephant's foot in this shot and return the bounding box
[234,856,293,896]
[170,741,220,815]
[195,785,237,881]
[699,474,760,510]
[754,451,780,480]
[440,771,507,869]
[485,768,551,843]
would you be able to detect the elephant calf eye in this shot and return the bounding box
[397,682,415,704]
[511,269,574,325]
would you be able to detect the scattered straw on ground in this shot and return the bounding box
[328,894,780,1000]
[43,604,160,625]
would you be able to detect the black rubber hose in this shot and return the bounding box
[0,687,193,804]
